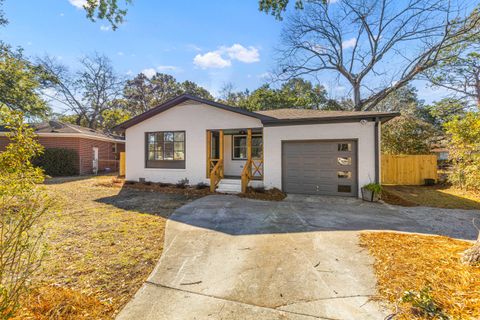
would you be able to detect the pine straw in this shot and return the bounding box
[360,232,480,319]
[14,286,110,320]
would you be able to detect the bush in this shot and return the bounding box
[33,148,78,176]
[176,178,189,189]
[362,183,382,194]
[444,112,480,191]
[0,109,51,318]
[195,182,209,190]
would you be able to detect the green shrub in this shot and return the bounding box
[362,183,382,194]
[33,148,78,176]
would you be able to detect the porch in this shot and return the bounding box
[207,128,264,193]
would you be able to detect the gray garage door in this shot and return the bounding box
[282,140,357,196]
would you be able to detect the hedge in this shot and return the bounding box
[33,148,79,176]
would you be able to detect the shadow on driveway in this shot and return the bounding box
[96,187,479,240]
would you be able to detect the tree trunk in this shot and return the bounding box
[353,82,362,111]
[461,231,480,265]
[475,75,480,110]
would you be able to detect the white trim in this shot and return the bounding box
[0,132,124,143]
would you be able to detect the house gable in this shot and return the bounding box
[115,94,273,131]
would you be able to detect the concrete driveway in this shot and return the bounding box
[117,195,479,320]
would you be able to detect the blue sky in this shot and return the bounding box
[2,0,451,112]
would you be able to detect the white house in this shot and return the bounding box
[116,94,398,197]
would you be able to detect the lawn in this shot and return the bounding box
[360,232,480,320]
[382,185,480,210]
[14,175,199,319]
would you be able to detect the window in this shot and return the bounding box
[337,171,352,179]
[232,135,262,160]
[338,143,352,151]
[337,157,352,166]
[146,131,185,168]
[338,185,352,193]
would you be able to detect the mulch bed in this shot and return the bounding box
[380,189,417,207]
[360,232,480,319]
[238,187,286,201]
[96,178,286,201]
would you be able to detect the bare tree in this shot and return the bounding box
[39,53,123,129]
[277,0,480,111]
[425,44,480,108]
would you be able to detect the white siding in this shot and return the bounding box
[125,101,262,185]
[263,122,377,196]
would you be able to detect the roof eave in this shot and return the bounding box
[261,112,400,126]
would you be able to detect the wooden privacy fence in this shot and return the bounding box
[119,152,126,176]
[381,154,438,185]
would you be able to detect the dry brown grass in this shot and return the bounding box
[13,175,195,319]
[360,232,480,319]
[382,185,480,210]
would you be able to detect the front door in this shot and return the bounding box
[92,147,99,174]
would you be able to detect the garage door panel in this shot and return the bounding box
[282,140,357,197]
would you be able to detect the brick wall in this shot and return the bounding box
[0,135,125,175]
[78,138,121,174]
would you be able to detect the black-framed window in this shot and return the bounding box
[232,135,262,160]
[146,131,185,168]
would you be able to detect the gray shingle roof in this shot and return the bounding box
[255,108,398,120]
[0,121,124,141]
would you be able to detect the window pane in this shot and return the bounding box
[148,151,155,160]
[337,171,351,178]
[174,141,184,151]
[156,132,164,142]
[164,132,174,141]
[174,150,185,160]
[234,147,246,159]
[252,137,262,147]
[174,132,185,141]
[338,143,351,151]
[148,133,156,143]
[164,142,174,160]
[337,157,352,166]
[234,136,246,147]
[338,185,352,193]
[155,144,163,160]
[252,147,263,159]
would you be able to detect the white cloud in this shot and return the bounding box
[68,0,87,9]
[141,68,157,78]
[117,51,124,56]
[126,70,133,75]
[100,25,111,31]
[157,65,178,72]
[194,51,232,69]
[223,44,260,63]
[257,72,272,79]
[342,38,357,49]
[186,44,202,52]
[59,13,65,17]
[193,44,260,69]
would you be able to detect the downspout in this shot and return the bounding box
[374,117,380,184]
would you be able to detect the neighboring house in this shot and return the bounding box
[115,94,398,197]
[431,137,450,161]
[0,121,125,175]
[431,147,449,161]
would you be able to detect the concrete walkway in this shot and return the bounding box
[117,195,479,320]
